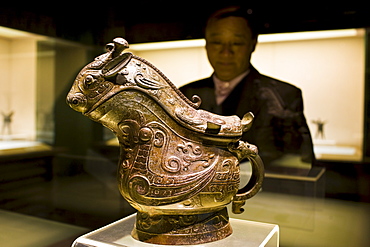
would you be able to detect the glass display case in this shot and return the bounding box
[0,24,369,247]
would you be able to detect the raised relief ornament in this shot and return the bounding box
[67,38,264,245]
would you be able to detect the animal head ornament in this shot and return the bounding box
[67,38,264,245]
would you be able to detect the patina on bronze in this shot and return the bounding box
[67,38,264,245]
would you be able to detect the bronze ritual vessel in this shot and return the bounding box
[67,38,264,245]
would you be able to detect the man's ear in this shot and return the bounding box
[251,36,258,53]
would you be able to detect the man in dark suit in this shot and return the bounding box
[180,6,314,168]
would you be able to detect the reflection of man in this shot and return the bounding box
[180,6,315,168]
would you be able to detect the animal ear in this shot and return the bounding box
[101,52,133,78]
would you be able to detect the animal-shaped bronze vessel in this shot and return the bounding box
[67,38,264,245]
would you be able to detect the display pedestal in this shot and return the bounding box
[264,166,326,198]
[72,213,279,247]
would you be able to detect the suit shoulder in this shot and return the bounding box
[259,74,301,93]
[180,77,213,90]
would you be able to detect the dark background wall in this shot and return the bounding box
[1,2,370,45]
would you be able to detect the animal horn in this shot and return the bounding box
[111,37,129,58]
[101,38,132,79]
[241,112,254,132]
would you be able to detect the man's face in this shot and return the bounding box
[205,16,257,81]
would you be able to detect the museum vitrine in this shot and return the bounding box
[0,25,369,247]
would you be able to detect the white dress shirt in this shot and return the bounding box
[213,70,250,105]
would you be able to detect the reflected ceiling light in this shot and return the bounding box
[129,29,364,51]
[0,26,37,38]
[129,39,206,51]
[258,29,364,43]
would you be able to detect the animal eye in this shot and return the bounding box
[85,75,94,85]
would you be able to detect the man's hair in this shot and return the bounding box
[206,6,260,38]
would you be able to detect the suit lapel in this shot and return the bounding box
[222,67,262,118]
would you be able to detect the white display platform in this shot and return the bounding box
[72,213,279,247]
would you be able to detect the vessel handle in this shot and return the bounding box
[230,142,264,214]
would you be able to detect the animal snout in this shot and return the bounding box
[67,93,87,113]
[247,143,258,155]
